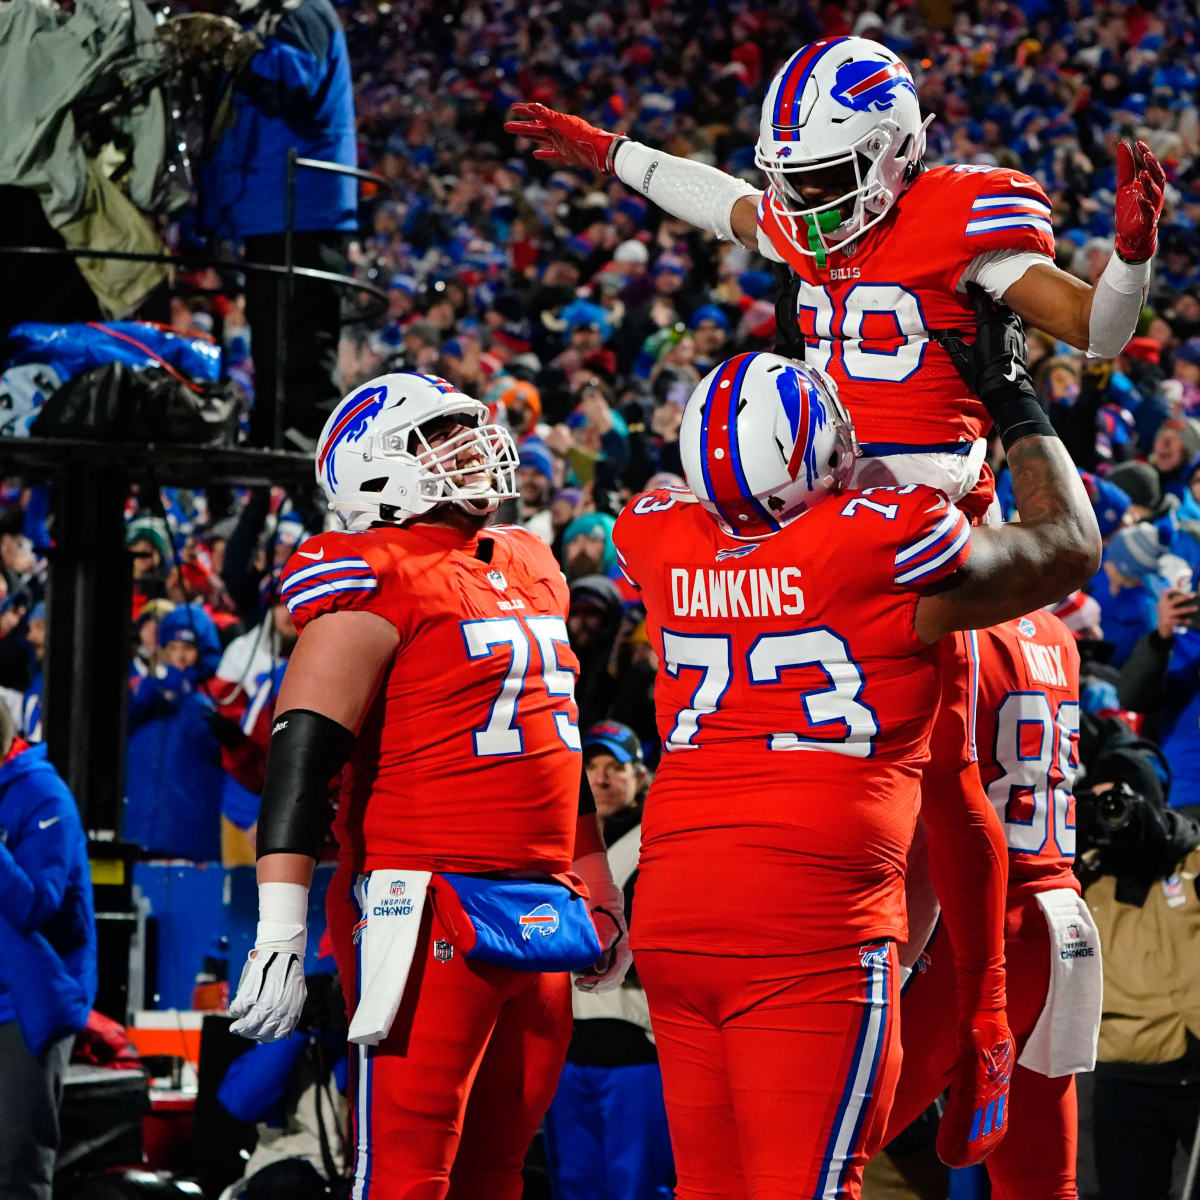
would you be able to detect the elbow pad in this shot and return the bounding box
[613,141,760,243]
[256,709,356,861]
[1087,254,1152,359]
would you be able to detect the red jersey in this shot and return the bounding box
[757,165,1056,447]
[612,484,972,954]
[279,521,582,875]
[972,610,1081,904]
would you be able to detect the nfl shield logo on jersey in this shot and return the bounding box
[390,880,406,897]
[434,940,454,963]
[487,569,508,592]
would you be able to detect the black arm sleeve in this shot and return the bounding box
[1117,631,1173,713]
[256,709,356,861]
[579,769,597,816]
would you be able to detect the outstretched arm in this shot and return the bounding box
[505,103,762,251]
[1002,141,1163,356]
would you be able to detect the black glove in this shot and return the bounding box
[206,708,249,751]
[933,284,1056,451]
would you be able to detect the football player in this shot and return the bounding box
[879,605,1096,1199]
[226,372,632,1200]
[506,38,1162,1163]
[610,317,1100,1198]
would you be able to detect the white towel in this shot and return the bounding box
[347,869,431,1047]
[1018,887,1103,1077]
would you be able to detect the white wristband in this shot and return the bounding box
[612,141,760,243]
[256,880,308,951]
[1087,253,1152,359]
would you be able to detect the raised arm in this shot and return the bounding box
[505,103,762,251]
[914,292,1101,643]
[1001,141,1163,356]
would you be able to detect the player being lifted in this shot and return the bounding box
[226,373,632,1199]
[507,35,1163,1162]
[610,304,1101,1199]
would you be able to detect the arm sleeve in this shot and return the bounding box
[279,534,380,634]
[0,792,73,934]
[892,492,972,593]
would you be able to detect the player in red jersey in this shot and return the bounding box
[879,607,1098,1198]
[226,373,632,1200]
[611,343,1100,1199]
[507,40,1161,1163]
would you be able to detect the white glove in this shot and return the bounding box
[572,851,633,994]
[229,882,309,1042]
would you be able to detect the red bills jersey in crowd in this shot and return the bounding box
[612,483,972,955]
[758,166,1056,447]
[279,521,581,875]
[972,608,1081,904]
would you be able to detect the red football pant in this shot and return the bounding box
[883,907,1077,1198]
[638,942,901,1200]
[326,866,572,1200]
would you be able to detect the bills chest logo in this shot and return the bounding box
[390,880,406,897]
[1018,617,1037,638]
[519,904,560,940]
[830,60,915,114]
[715,545,759,562]
[317,384,387,488]
[487,569,508,592]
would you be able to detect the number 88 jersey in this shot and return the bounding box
[972,609,1082,903]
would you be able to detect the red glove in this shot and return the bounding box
[1114,139,1165,262]
[936,1015,1015,1168]
[504,103,626,174]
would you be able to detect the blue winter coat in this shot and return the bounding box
[125,669,225,862]
[198,0,357,238]
[0,744,97,1056]
[1160,629,1200,810]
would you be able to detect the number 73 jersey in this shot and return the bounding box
[279,521,582,877]
[612,484,973,953]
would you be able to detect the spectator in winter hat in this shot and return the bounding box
[1048,591,1105,642]
[1173,338,1200,410]
[562,512,618,581]
[1095,522,1166,668]
[1080,471,1133,541]
[1151,417,1200,500]
[688,305,730,375]
[517,442,556,545]
[1108,461,1167,523]
[387,275,419,324]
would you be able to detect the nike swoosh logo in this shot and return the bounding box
[38,816,60,830]
[297,547,324,561]
[1009,177,1038,189]
[1003,360,1019,381]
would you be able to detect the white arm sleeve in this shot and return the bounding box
[1087,253,1152,359]
[958,248,1055,300]
[612,140,761,244]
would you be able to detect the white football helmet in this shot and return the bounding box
[755,36,929,261]
[679,353,858,539]
[315,372,518,529]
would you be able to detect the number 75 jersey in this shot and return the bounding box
[612,484,973,952]
[279,521,582,877]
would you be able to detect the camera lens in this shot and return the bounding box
[1098,786,1133,832]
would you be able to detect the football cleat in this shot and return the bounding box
[936,1015,1015,1167]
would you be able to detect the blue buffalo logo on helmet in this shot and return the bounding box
[318,384,388,489]
[776,366,829,489]
[830,59,915,114]
[774,145,793,158]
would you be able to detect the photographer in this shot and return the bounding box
[1078,742,1200,1199]
[1117,580,1200,811]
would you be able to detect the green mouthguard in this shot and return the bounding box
[803,209,842,269]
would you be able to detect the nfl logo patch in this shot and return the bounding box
[1066,923,1079,940]
[390,880,405,897]
[434,940,454,962]
[487,570,508,592]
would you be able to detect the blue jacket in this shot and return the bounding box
[0,744,97,1056]
[1090,570,1159,669]
[125,669,225,862]
[199,0,357,238]
[1161,629,1200,810]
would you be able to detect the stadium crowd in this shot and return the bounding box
[3,0,1200,1196]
